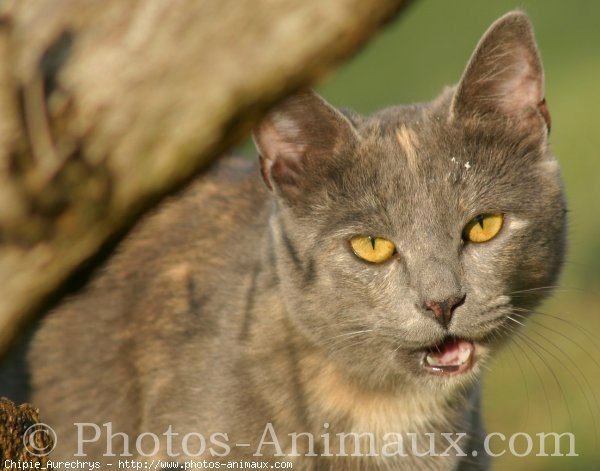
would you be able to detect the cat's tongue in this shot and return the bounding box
[424,338,474,374]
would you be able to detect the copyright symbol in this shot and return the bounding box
[22,423,57,457]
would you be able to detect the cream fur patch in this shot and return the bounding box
[396,126,419,166]
[301,353,450,437]
[164,262,193,282]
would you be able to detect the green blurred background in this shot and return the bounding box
[240,0,599,467]
[317,1,600,469]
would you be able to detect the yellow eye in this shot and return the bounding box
[350,236,396,263]
[463,213,504,243]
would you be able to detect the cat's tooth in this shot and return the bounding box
[457,346,472,365]
[425,353,442,367]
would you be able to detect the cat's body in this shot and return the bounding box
[26,156,488,470]
[2,11,565,471]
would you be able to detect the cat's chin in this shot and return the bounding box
[421,337,476,376]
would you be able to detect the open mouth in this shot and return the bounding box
[422,337,475,375]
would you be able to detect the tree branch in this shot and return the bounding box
[0,0,411,357]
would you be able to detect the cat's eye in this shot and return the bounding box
[350,236,396,263]
[462,213,504,243]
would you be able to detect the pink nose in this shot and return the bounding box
[424,295,465,328]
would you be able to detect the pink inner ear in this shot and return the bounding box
[270,152,305,189]
[254,118,308,192]
[538,98,551,131]
[256,119,305,162]
[494,47,543,117]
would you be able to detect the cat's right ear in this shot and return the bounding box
[253,90,357,197]
[450,11,550,135]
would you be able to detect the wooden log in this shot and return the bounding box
[0,0,411,357]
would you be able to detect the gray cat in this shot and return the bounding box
[7,10,566,471]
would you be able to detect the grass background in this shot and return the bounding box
[316,1,600,469]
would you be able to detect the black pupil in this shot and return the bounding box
[475,215,485,229]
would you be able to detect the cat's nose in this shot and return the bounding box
[424,295,466,328]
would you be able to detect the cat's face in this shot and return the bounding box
[254,12,566,390]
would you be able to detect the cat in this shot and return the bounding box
[6,10,566,471]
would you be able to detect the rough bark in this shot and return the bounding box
[0,0,411,357]
[0,397,51,464]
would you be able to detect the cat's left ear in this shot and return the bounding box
[253,89,357,198]
[450,11,551,133]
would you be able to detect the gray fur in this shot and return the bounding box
[2,11,565,471]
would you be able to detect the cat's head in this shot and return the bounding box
[253,11,566,391]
